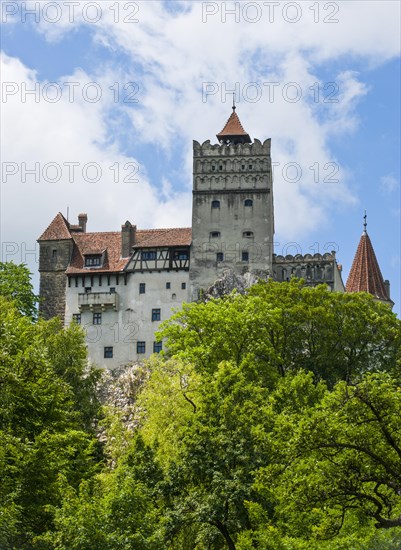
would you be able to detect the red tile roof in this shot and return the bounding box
[217,109,250,139]
[134,228,192,248]
[66,232,128,274]
[65,228,192,274]
[346,231,389,302]
[38,212,72,241]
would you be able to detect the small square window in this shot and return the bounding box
[104,347,113,359]
[85,287,92,293]
[217,252,224,262]
[152,308,161,322]
[153,341,162,353]
[93,312,102,325]
[166,282,171,289]
[137,341,146,354]
[210,231,220,238]
[181,282,186,290]
[72,314,81,325]
[244,199,253,207]
[139,283,146,294]
[211,200,220,209]
[110,287,116,294]
[242,251,249,262]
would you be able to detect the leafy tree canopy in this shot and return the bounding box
[0,262,38,320]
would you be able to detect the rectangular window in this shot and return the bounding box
[141,250,157,261]
[52,249,57,259]
[181,282,186,290]
[110,287,116,294]
[166,282,171,289]
[93,312,102,325]
[242,251,249,262]
[152,308,161,322]
[72,313,81,324]
[216,252,224,262]
[85,255,102,267]
[85,287,92,293]
[174,251,189,260]
[137,341,146,354]
[153,341,162,353]
[104,347,113,359]
[139,282,146,294]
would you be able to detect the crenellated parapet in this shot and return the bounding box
[272,252,345,291]
[193,139,272,192]
[193,138,271,157]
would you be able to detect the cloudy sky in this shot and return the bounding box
[1,0,400,312]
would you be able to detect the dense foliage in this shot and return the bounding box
[1,267,400,549]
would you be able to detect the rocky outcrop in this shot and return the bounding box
[202,269,268,300]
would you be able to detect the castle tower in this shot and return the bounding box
[189,106,274,299]
[346,213,393,307]
[38,212,76,320]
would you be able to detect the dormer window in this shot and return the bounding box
[244,199,253,207]
[211,200,220,209]
[84,254,102,267]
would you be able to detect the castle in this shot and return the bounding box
[38,107,392,368]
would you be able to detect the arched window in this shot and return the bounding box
[211,200,220,209]
[244,199,253,207]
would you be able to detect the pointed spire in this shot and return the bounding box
[346,216,391,304]
[216,105,252,144]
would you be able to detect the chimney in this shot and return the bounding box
[121,221,136,257]
[78,213,88,233]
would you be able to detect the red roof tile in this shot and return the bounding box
[66,232,128,274]
[134,228,192,248]
[346,231,389,302]
[65,227,192,274]
[217,109,250,140]
[38,212,71,241]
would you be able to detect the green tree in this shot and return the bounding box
[158,280,400,386]
[262,373,401,541]
[0,262,38,320]
[0,297,100,548]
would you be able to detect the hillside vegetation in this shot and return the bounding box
[1,262,401,549]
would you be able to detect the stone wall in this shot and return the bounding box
[38,239,72,321]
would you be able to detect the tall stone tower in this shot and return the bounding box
[37,212,84,321]
[189,106,274,299]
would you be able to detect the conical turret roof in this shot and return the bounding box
[346,223,390,303]
[216,106,251,144]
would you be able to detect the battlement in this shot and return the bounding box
[193,138,271,158]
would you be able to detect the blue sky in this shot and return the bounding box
[1,0,400,313]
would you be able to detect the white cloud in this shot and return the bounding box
[1,0,399,266]
[380,174,399,193]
